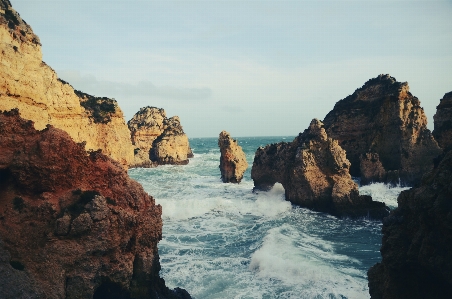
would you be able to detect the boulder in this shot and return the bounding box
[367,148,452,299]
[218,131,248,183]
[433,91,452,151]
[251,119,389,219]
[0,0,134,167]
[323,74,441,186]
[128,107,193,167]
[0,109,191,299]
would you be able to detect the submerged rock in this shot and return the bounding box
[0,0,134,167]
[323,74,441,186]
[0,110,191,299]
[218,131,248,183]
[367,148,452,299]
[128,107,193,167]
[251,119,388,219]
[433,91,452,151]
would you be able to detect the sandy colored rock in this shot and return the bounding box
[0,109,191,299]
[128,107,193,167]
[323,74,441,186]
[218,131,248,183]
[251,119,388,219]
[368,148,452,299]
[0,0,134,167]
[433,91,452,151]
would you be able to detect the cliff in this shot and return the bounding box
[128,107,193,167]
[433,91,452,151]
[0,0,134,167]
[0,109,191,299]
[251,119,389,219]
[367,147,452,299]
[323,74,441,186]
[218,131,248,183]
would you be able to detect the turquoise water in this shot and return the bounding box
[129,137,409,299]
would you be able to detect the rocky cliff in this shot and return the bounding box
[0,109,191,299]
[323,74,441,186]
[367,147,452,298]
[251,119,389,219]
[128,106,193,167]
[433,91,452,151]
[0,0,134,167]
[218,131,248,183]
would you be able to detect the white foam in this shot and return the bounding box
[359,183,410,208]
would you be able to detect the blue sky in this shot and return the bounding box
[11,0,452,137]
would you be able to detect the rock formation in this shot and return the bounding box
[433,91,452,151]
[218,131,248,183]
[0,109,191,299]
[251,119,389,219]
[323,74,441,186]
[128,106,193,167]
[367,147,452,298]
[0,0,134,167]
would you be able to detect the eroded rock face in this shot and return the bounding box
[0,0,134,167]
[433,91,452,151]
[128,107,193,167]
[0,110,191,299]
[323,74,441,186]
[218,131,248,183]
[251,119,388,219]
[367,148,452,299]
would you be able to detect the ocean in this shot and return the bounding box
[128,136,409,299]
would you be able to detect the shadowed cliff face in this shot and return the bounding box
[323,74,441,186]
[218,131,248,183]
[251,119,389,219]
[433,91,452,151]
[0,110,191,299]
[0,0,134,167]
[367,147,452,299]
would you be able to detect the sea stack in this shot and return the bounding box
[0,0,134,167]
[0,110,191,298]
[128,106,193,167]
[218,131,248,183]
[433,91,452,151]
[251,119,389,219]
[323,74,441,186]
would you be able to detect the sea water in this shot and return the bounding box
[128,137,409,299]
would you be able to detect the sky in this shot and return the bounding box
[10,0,452,137]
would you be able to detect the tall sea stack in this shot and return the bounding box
[218,131,248,183]
[323,74,441,186]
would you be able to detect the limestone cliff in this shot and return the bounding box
[0,0,134,167]
[323,74,441,186]
[0,109,191,299]
[433,91,452,151]
[251,119,389,219]
[218,131,248,183]
[128,106,193,167]
[367,148,452,299]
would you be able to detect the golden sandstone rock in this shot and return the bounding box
[218,130,248,183]
[0,1,134,167]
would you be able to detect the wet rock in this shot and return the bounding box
[218,130,248,183]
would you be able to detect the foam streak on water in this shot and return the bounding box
[129,137,406,299]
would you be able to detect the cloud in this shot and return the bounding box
[57,70,212,101]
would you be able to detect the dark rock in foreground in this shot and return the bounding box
[0,109,191,299]
[433,91,452,151]
[323,74,441,186]
[251,119,389,219]
[367,147,452,299]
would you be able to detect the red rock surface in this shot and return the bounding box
[0,109,190,298]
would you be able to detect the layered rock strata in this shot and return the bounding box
[367,147,452,299]
[0,0,134,167]
[0,110,191,299]
[218,131,248,183]
[433,91,452,151]
[251,119,389,219]
[323,74,441,186]
[128,106,193,167]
